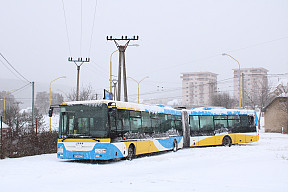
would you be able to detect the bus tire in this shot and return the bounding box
[222,136,232,147]
[127,145,135,160]
[172,140,178,152]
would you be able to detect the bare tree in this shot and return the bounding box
[210,92,236,109]
[35,91,64,115]
[242,77,275,129]
[68,86,98,101]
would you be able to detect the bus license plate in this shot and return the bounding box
[74,154,84,159]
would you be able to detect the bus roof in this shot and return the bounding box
[188,107,256,116]
[60,100,182,115]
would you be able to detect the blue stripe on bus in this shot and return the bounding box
[57,143,124,160]
[189,110,255,116]
[157,137,182,149]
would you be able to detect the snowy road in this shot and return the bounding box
[0,132,288,192]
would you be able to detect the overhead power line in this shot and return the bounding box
[9,83,31,95]
[226,35,288,53]
[80,0,83,56]
[61,0,72,56]
[0,52,30,83]
[0,59,26,82]
[146,35,288,75]
[88,0,98,57]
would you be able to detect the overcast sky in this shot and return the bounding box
[1,0,288,103]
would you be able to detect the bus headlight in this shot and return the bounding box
[57,147,63,153]
[95,149,106,153]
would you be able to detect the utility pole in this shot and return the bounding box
[68,57,90,101]
[107,36,139,102]
[31,82,35,132]
[242,73,245,108]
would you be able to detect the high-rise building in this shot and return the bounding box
[181,72,217,107]
[233,67,268,107]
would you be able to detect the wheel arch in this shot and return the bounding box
[222,135,232,146]
[128,143,136,154]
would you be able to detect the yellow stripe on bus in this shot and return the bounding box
[190,134,259,147]
[123,140,161,155]
[57,138,111,143]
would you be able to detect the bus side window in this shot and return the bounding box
[248,115,255,126]
[228,115,240,129]
[174,115,182,133]
[240,115,249,128]
[120,110,130,134]
[142,112,152,134]
[214,115,228,129]
[109,110,118,138]
[130,111,141,133]
[190,116,200,132]
[158,114,165,133]
[199,116,214,131]
[159,114,169,133]
[68,115,74,134]
[152,113,160,133]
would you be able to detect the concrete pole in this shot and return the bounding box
[76,66,80,101]
[32,82,35,132]
[117,51,122,101]
[242,73,245,108]
[122,51,128,102]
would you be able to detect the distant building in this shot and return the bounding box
[263,97,288,133]
[0,121,10,137]
[233,67,268,106]
[181,72,217,107]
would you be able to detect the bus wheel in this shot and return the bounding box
[172,140,178,152]
[127,145,135,160]
[222,136,232,147]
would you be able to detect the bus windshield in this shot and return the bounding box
[59,104,109,138]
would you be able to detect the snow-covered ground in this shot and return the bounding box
[0,132,287,192]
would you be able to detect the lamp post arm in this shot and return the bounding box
[222,53,241,108]
[50,76,66,106]
[110,50,118,93]
[49,76,66,132]
[139,76,149,84]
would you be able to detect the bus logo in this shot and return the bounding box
[75,142,84,149]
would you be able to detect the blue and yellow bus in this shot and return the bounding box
[186,107,259,147]
[56,100,183,160]
[54,100,259,160]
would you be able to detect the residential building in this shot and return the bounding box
[181,72,217,107]
[263,97,288,133]
[233,67,268,107]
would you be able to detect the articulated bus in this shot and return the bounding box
[187,107,259,147]
[54,100,259,160]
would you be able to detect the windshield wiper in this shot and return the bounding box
[61,135,101,142]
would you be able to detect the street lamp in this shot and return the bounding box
[128,76,149,104]
[109,44,139,94]
[49,76,66,132]
[110,49,118,93]
[222,53,241,108]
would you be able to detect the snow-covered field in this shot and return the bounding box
[0,131,288,192]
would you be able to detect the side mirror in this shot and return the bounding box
[48,107,54,117]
